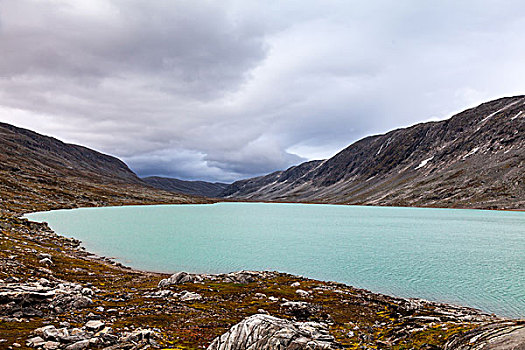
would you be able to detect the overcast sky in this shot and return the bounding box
[0,1,524,182]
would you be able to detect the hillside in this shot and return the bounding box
[143,176,228,198]
[222,96,525,209]
[0,122,208,215]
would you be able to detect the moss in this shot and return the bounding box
[0,320,44,349]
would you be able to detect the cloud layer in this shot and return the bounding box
[1,0,524,181]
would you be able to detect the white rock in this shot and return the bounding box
[157,278,170,288]
[27,336,45,347]
[295,289,310,297]
[34,325,56,338]
[65,340,90,350]
[39,258,53,266]
[85,320,105,332]
[179,291,203,301]
[206,314,342,350]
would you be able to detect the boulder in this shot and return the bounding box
[158,270,278,288]
[121,329,154,343]
[444,321,525,350]
[296,289,310,297]
[157,278,171,288]
[169,271,195,284]
[1,281,94,318]
[179,291,203,302]
[65,340,90,350]
[207,314,342,350]
[39,258,54,266]
[34,325,57,338]
[85,320,105,332]
[158,271,196,287]
[281,301,320,320]
[218,271,262,284]
[26,336,45,347]
[71,296,92,308]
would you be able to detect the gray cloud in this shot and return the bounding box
[0,0,524,182]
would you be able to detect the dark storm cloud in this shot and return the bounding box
[0,1,524,181]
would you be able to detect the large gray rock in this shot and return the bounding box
[26,336,45,347]
[444,321,525,350]
[179,291,203,301]
[280,301,320,321]
[158,270,277,288]
[207,314,342,350]
[85,320,105,332]
[65,339,90,350]
[158,271,197,287]
[168,271,196,285]
[0,281,92,318]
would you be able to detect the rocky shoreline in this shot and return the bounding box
[1,214,524,349]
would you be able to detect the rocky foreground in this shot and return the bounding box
[1,216,524,349]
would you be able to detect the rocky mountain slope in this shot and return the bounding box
[0,122,143,184]
[143,176,228,198]
[222,96,525,209]
[0,122,208,215]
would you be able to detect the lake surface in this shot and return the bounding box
[25,203,524,317]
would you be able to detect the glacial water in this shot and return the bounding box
[25,203,524,317]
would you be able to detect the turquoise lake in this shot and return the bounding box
[25,203,524,317]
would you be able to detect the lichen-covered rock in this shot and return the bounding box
[28,322,158,349]
[26,336,45,347]
[179,291,202,301]
[295,289,310,297]
[207,314,342,350]
[120,328,154,343]
[158,270,278,288]
[280,301,320,321]
[65,339,90,350]
[0,281,92,318]
[158,271,196,287]
[85,320,105,332]
[444,321,525,350]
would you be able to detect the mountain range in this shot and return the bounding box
[143,176,228,198]
[1,95,523,211]
[221,95,524,209]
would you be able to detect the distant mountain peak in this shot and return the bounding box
[143,176,229,198]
